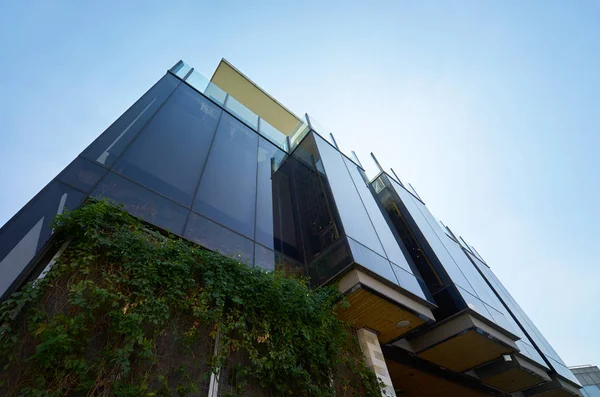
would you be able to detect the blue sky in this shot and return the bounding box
[1,1,599,366]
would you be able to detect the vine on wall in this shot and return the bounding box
[0,201,384,396]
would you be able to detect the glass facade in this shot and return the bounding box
[0,59,582,395]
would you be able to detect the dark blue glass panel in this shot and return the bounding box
[57,157,106,193]
[392,263,428,301]
[92,172,188,235]
[193,113,259,239]
[255,138,286,249]
[0,181,85,298]
[184,212,254,265]
[254,243,275,271]
[347,237,396,284]
[343,157,413,274]
[82,74,180,167]
[114,83,222,207]
[313,135,386,257]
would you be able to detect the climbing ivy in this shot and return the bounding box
[0,201,384,396]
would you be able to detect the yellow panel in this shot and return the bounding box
[386,360,488,397]
[210,60,302,136]
[483,367,547,393]
[337,288,425,343]
[418,329,514,372]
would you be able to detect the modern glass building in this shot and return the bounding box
[0,59,582,396]
[571,366,600,397]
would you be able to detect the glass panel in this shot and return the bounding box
[457,286,493,319]
[389,178,476,294]
[259,118,288,151]
[184,70,228,106]
[391,263,428,301]
[255,138,286,249]
[194,113,258,239]
[347,237,396,284]
[184,212,253,265]
[225,96,259,130]
[254,243,275,271]
[0,182,85,298]
[92,172,188,235]
[82,74,180,167]
[57,157,106,193]
[114,83,222,207]
[170,61,191,79]
[314,134,385,257]
[582,386,600,397]
[307,237,353,287]
[343,157,413,274]
[288,120,311,152]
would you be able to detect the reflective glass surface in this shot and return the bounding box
[347,237,396,283]
[58,157,106,193]
[582,386,600,397]
[225,96,259,130]
[314,135,385,257]
[389,178,475,294]
[0,182,85,298]
[259,118,288,151]
[469,252,577,379]
[114,83,222,207]
[255,138,286,249]
[392,263,427,300]
[343,157,413,274]
[184,70,228,106]
[170,61,192,79]
[194,113,259,238]
[92,172,188,235]
[184,212,253,265]
[82,74,180,167]
[254,243,275,271]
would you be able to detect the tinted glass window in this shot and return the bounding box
[255,138,286,249]
[254,243,275,271]
[314,135,385,257]
[194,113,259,239]
[392,264,428,301]
[391,179,476,295]
[184,212,254,265]
[347,237,396,284]
[343,157,413,274]
[0,182,85,298]
[58,157,106,193]
[92,172,188,235]
[114,83,222,207]
[82,74,180,167]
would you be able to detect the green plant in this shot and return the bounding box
[0,200,383,396]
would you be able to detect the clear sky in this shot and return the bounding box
[1,0,598,367]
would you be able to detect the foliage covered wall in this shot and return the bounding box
[0,201,383,397]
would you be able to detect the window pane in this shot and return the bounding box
[170,61,191,79]
[255,138,286,249]
[314,135,385,257]
[114,83,222,207]
[225,96,259,130]
[0,182,85,298]
[184,212,253,265]
[259,118,288,151]
[194,113,258,239]
[343,157,413,274]
[347,237,396,284]
[82,74,180,167]
[392,264,428,301]
[57,157,106,193]
[254,243,275,271]
[92,172,188,235]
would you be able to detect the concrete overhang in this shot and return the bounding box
[408,310,519,372]
[210,59,303,136]
[474,353,552,393]
[522,375,582,397]
[336,268,435,343]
